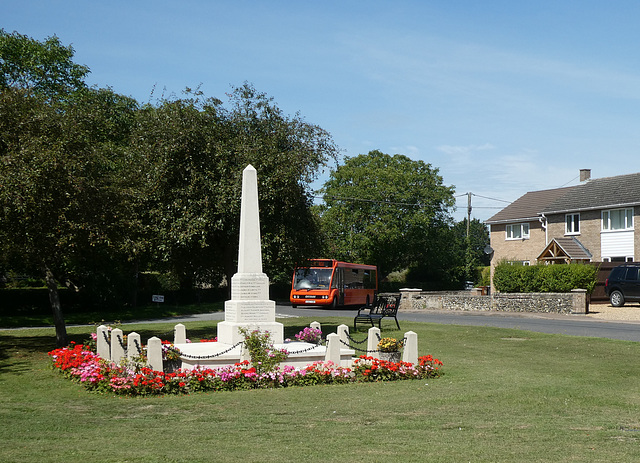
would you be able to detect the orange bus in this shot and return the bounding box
[290,259,377,308]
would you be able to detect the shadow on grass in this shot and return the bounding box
[0,302,225,328]
[0,332,62,375]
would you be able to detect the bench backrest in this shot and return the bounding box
[372,295,400,315]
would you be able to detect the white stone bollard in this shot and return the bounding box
[127,332,142,360]
[310,321,321,332]
[402,331,418,365]
[96,325,110,360]
[368,326,381,359]
[240,341,250,363]
[324,333,341,365]
[337,324,349,347]
[147,336,163,372]
[110,328,125,364]
[174,323,187,344]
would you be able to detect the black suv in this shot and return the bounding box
[605,264,640,307]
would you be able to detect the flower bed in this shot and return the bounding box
[49,342,443,396]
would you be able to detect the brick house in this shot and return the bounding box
[485,170,640,281]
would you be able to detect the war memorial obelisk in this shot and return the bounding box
[216,165,284,345]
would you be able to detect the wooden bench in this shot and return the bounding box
[353,295,401,330]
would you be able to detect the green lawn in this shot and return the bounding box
[0,301,224,328]
[1,317,639,462]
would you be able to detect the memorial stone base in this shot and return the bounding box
[217,319,284,346]
[217,272,284,345]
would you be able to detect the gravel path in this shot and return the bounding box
[587,302,640,322]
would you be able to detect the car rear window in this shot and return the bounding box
[610,267,626,280]
[627,267,640,281]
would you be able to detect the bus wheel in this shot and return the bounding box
[331,297,338,309]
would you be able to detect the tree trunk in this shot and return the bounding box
[44,265,68,347]
[131,258,139,308]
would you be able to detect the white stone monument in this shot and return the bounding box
[217,165,284,345]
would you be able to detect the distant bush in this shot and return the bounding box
[493,262,597,293]
[476,266,490,287]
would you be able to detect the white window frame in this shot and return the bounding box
[506,223,530,240]
[602,207,634,231]
[603,256,634,263]
[565,213,580,235]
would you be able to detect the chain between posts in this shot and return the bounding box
[178,341,325,360]
[345,332,368,345]
[134,339,142,356]
[117,334,127,353]
[100,329,399,360]
[339,338,380,354]
[283,344,323,355]
[179,341,244,360]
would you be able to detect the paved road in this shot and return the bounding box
[276,305,640,342]
[135,304,640,343]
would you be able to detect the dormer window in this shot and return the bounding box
[565,213,580,235]
[506,223,530,240]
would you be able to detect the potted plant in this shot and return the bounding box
[294,327,323,344]
[377,337,403,363]
[162,341,182,373]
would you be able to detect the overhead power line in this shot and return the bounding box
[314,194,432,208]
[470,193,511,204]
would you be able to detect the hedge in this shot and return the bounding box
[493,262,597,293]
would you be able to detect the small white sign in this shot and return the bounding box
[152,295,165,303]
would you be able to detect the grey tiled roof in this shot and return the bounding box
[543,172,640,214]
[485,186,575,224]
[485,172,640,224]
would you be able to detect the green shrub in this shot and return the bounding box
[493,262,597,293]
[477,266,491,286]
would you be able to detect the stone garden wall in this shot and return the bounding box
[398,289,588,315]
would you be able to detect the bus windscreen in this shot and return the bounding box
[293,268,333,290]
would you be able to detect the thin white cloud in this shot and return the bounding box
[437,143,495,156]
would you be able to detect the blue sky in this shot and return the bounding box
[4,1,640,221]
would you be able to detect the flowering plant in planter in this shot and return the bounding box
[239,328,288,374]
[294,327,322,344]
[377,337,403,352]
[161,341,182,361]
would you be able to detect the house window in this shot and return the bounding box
[506,223,530,240]
[602,208,633,231]
[565,213,580,235]
[603,256,634,263]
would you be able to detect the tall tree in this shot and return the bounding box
[453,219,491,266]
[133,83,339,290]
[0,29,89,99]
[0,29,139,346]
[0,86,139,346]
[319,150,456,280]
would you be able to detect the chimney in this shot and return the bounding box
[580,169,591,182]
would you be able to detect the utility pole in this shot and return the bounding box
[467,192,472,237]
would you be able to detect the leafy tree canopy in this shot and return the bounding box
[0,29,89,98]
[133,83,339,288]
[319,150,456,279]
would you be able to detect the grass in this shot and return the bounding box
[0,301,224,328]
[1,316,640,462]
